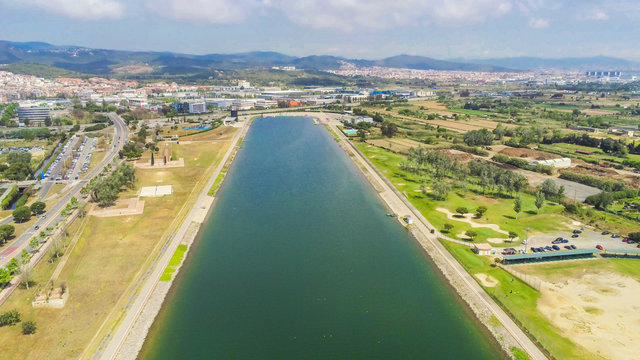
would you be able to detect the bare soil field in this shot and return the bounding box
[539,273,640,360]
[368,138,424,154]
[581,109,619,116]
[436,149,474,162]
[499,147,561,160]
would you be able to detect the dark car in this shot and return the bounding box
[555,237,563,241]
[562,239,569,243]
[532,248,539,253]
[564,245,573,250]
[571,234,579,238]
[570,245,577,250]
[628,240,636,244]
[545,246,553,251]
[552,245,561,250]
[612,234,621,238]
[602,231,610,235]
[552,239,563,244]
[34,225,39,230]
[573,230,582,234]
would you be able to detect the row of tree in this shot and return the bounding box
[83,164,136,206]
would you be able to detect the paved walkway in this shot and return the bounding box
[324,118,548,360]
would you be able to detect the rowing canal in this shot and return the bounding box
[140,116,504,359]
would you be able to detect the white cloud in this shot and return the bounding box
[147,0,265,24]
[528,17,549,28]
[143,0,514,29]
[579,8,610,21]
[1,0,124,20]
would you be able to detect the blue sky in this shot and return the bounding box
[0,0,638,59]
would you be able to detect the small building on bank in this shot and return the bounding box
[473,243,494,256]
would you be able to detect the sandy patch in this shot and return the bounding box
[437,207,509,235]
[475,273,499,287]
[89,198,145,217]
[538,273,640,360]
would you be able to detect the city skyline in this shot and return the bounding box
[0,0,639,60]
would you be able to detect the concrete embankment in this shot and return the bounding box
[97,120,251,360]
[322,118,547,360]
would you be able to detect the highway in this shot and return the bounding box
[0,113,128,267]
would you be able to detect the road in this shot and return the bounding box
[0,113,128,267]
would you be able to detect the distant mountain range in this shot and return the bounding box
[454,56,640,71]
[0,40,638,78]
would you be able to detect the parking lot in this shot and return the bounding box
[508,225,638,255]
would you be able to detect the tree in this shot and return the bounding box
[514,196,522,220]
[356,128,366,142]
[443,223,454,233]
[29,237,39,251]
[12,206,31,223]
[30,201,46,216]
[475,206,487,218]
[466,230,477,240]
[0,309,20,326]
[535,191,545,215]
[456,207,468,217]
[0,268,10,287]
[463,129,494,147]
[4,162,31,181]
[22,320,36,335]
[18,250,31,290]
[150,152,155,166]
[628,232,640,242]
[6,150,31,165]
[380,121,398,138]
[508,231,518,242]
[0,225,15,245]
[431,180,450,201]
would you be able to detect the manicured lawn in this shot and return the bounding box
[355,142,570,245]
[160,244,187,281]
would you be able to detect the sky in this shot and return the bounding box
[0,0,638,60]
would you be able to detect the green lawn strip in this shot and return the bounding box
[160,244,188,281]
[609,258,640,282]
[208,171,226,195]
[355,142,569,245]
[323,124,340,142]
[440,240,601,360]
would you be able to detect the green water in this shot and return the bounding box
[141,117,503,359]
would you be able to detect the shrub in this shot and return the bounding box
[21,320,36,335]
[0,309,20,327]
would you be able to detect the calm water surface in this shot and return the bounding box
[141,116,503,359]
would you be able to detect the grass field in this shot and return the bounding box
[441,240,602,360]
[0,128,237,359]
[355,142,569,245]
[160,244,187,281]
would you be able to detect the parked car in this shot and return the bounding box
[564,245,573,250]
[571,234,579,238]
[532,248,539,253]
[570,245,577,250]
[555,237,563,241]
[612,234,621,238]
[552,239,564,244]
[573,230,582,234]
[552,245,561,250]
[34,225,39,230]
[562,239,569,243]
[545,246,553,251]
[628,240,636,244]
[596,245,604,250]
[601,231,610,235]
